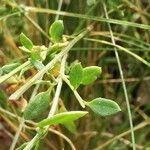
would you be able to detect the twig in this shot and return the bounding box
[9,83,41,150]
[55,0,63,21]
[62,75,85,108]
[101,132,143,149]
[0,107,76,150]
[103,3,136,150]
[95,121,148,150]
[9,26,93,100]
[22,26,93,150]
[23,54,67,150]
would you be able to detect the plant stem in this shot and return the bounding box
[55,0,63,21]
[9,82,41,150]
[61,75,85,108]
[84,38,150,67]
[23,134,41,150]
[103,3,136,150]
[22,26,92,150]
[24,14,51,41]
[23,6,150,30]
[9,118,25,150]
[0,60,31,84]
[0,12,20,21]
[23,53,67,150]
[9,26,93,101]
[0,107,76,150]
[48,54,67,117]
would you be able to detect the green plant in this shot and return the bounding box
[0,20,121,150]
[2,1,150,149]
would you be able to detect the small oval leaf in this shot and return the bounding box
[81,66,101,85]
[20,33,33,50]
[37,111,88,128]
[49,20,64,43]
[86,98,121,116]
[23,91,50,120]
[69,63,83,89]
[62,121,76,133]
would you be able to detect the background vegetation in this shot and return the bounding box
[0,0,150,149]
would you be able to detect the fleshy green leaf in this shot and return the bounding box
[1,63,20,74]
[20,33,33,50]
[37,111,88,128]
[49,20,64,43]
[23,91,50,120]
[31,50,42,61]
[81,66,101,85]
[86,98,121,116]
[69,63,83,89]
[59,104,76,133]
[62,121,76,133]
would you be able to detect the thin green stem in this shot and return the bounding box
[103,3,136,150]
[95,121,147,150]
[48,54,67,117]
[23,134,41,150]
[84,38,150,67]
[73,0,101,34]
[9,118,25,150]
[5,1,150,30]
[23,53,67,150]
[9,81,42,150]
[24,6,150,30]
[0,12,20,21]
[9,26,93,101]
[55,0,63,21]
[0,107,76,150]
[24,14,51,41]
[64,34,150,67]
[61,75,85,108]
[21,26,92,150]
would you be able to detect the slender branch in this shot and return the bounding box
[6,1,150,30]
[84,38,150,67]
[103,3,136,150]
[0,107,76,150]
[95,121,147,150]
[61,75,85,108]
[0,12,20,21]
[9,118,25,150]
[22,26,93,150]
[55,0,63,21]
[49,128,76,150]
[48,55,67,117]
[9,26,93,101]
[9,82,41,150]
[24,14,51,41]
[23,6,150,30]
[23,54,67,150]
